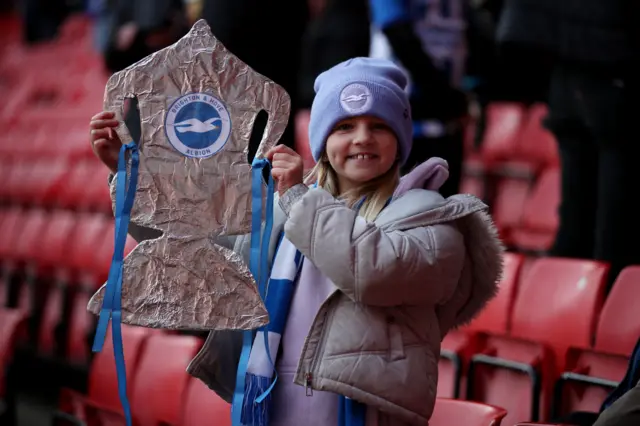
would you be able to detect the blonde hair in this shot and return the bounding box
[305,158,399,222]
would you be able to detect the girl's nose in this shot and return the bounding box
[352,122,373,144]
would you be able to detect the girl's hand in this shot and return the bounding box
[90,111,122,173]
[265,145,304,196]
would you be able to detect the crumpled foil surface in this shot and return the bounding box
[87,20,290,330]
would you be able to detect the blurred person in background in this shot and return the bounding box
[20,0,71,44]
[102,0,187,74]
[200,0,308,156]
[297,0,371,111]
[498,0,640,288]
[368,0,470,197]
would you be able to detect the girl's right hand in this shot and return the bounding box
[90,111,122,173]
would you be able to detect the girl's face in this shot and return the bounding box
[325,116,398,193]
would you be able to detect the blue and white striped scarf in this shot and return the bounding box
[233,172,367,426]
[238,234,367,426]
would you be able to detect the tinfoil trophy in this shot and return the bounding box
[87,19,290,338]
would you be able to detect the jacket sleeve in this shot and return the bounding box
[594,381,640,426]
[282,186,465,307]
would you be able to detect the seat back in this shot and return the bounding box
[35,210,77,270]
[467,252,525,334]
[12,209,48,264]
[86,324,152,412]
[595,266,640,356]
[0,207,26,260]
[558,266,640,415]
[519,168,560,233]
[66,213,110,273]
[492,179,531,240]
[511,258,609,366]
[480,103,526,163]
[430,398,508,426]
[130,334,202,426]
[0,308,27,397]
[181,378,231,426]
[518,104,559,168]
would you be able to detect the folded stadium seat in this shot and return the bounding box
[0,208,28,312]
[10,209,49,318]
[466,252,526,335]
[514,424,562,426]
[552,266,640,417]
[2,71,103,126]
[57,159,112,212]
[177,378,231,426]
[62,213,111,362]
[3,157,70,207]
[510,168,560,253]
[0,308,27,419]
[517,104,559,169]
[490,178,531,246]
[466,258,609,425]
[55,324,154,425]
[479,103,532,177]
[0,278,6,308]
[438,252,526,398]
[30,210,77,355]
[86,334,202,426]
[430,398,508,426]
[460,174,485,199]
[84,166,114,214]
[64,228,138,362]
[37,213,110,360]
[40,119,96,161]
[294,109,315,172]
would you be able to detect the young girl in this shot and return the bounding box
[89,57,503,426]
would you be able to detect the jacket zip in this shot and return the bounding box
[299,293,337,396]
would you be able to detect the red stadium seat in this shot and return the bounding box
[517,104,559,168]
[180,378,231,426]
[57,159,112,212]
[481,103,526,163]
[491,179,531,246]
[467,252,526,335]
[553,266,640,416]
[56,324,153,424]
[467,258,609,425]
[86,333,202,426]
[510,168,560,252]
[430,398,508,426]
[0,308,27,398]
[438,253,526,398]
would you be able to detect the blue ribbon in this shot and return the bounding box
[91,142,139,426]
[232,158,275,426]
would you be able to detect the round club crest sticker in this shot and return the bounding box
[339,83,373,115]
[165,93,231,158]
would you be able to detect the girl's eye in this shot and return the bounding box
[371,122,390,131]
[334,123,353,131]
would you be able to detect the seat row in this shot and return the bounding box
[438,255,640,424]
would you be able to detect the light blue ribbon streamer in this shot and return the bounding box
[232,158,275,426]
[91,142,139,426]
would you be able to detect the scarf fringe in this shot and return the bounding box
[241,373,272,426]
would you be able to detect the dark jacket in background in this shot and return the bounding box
[201,0,308,152]
[297,0,371,109]
[103,0,186,73]
[497,0,640,73]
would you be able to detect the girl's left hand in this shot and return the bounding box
[265,145,304,196]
